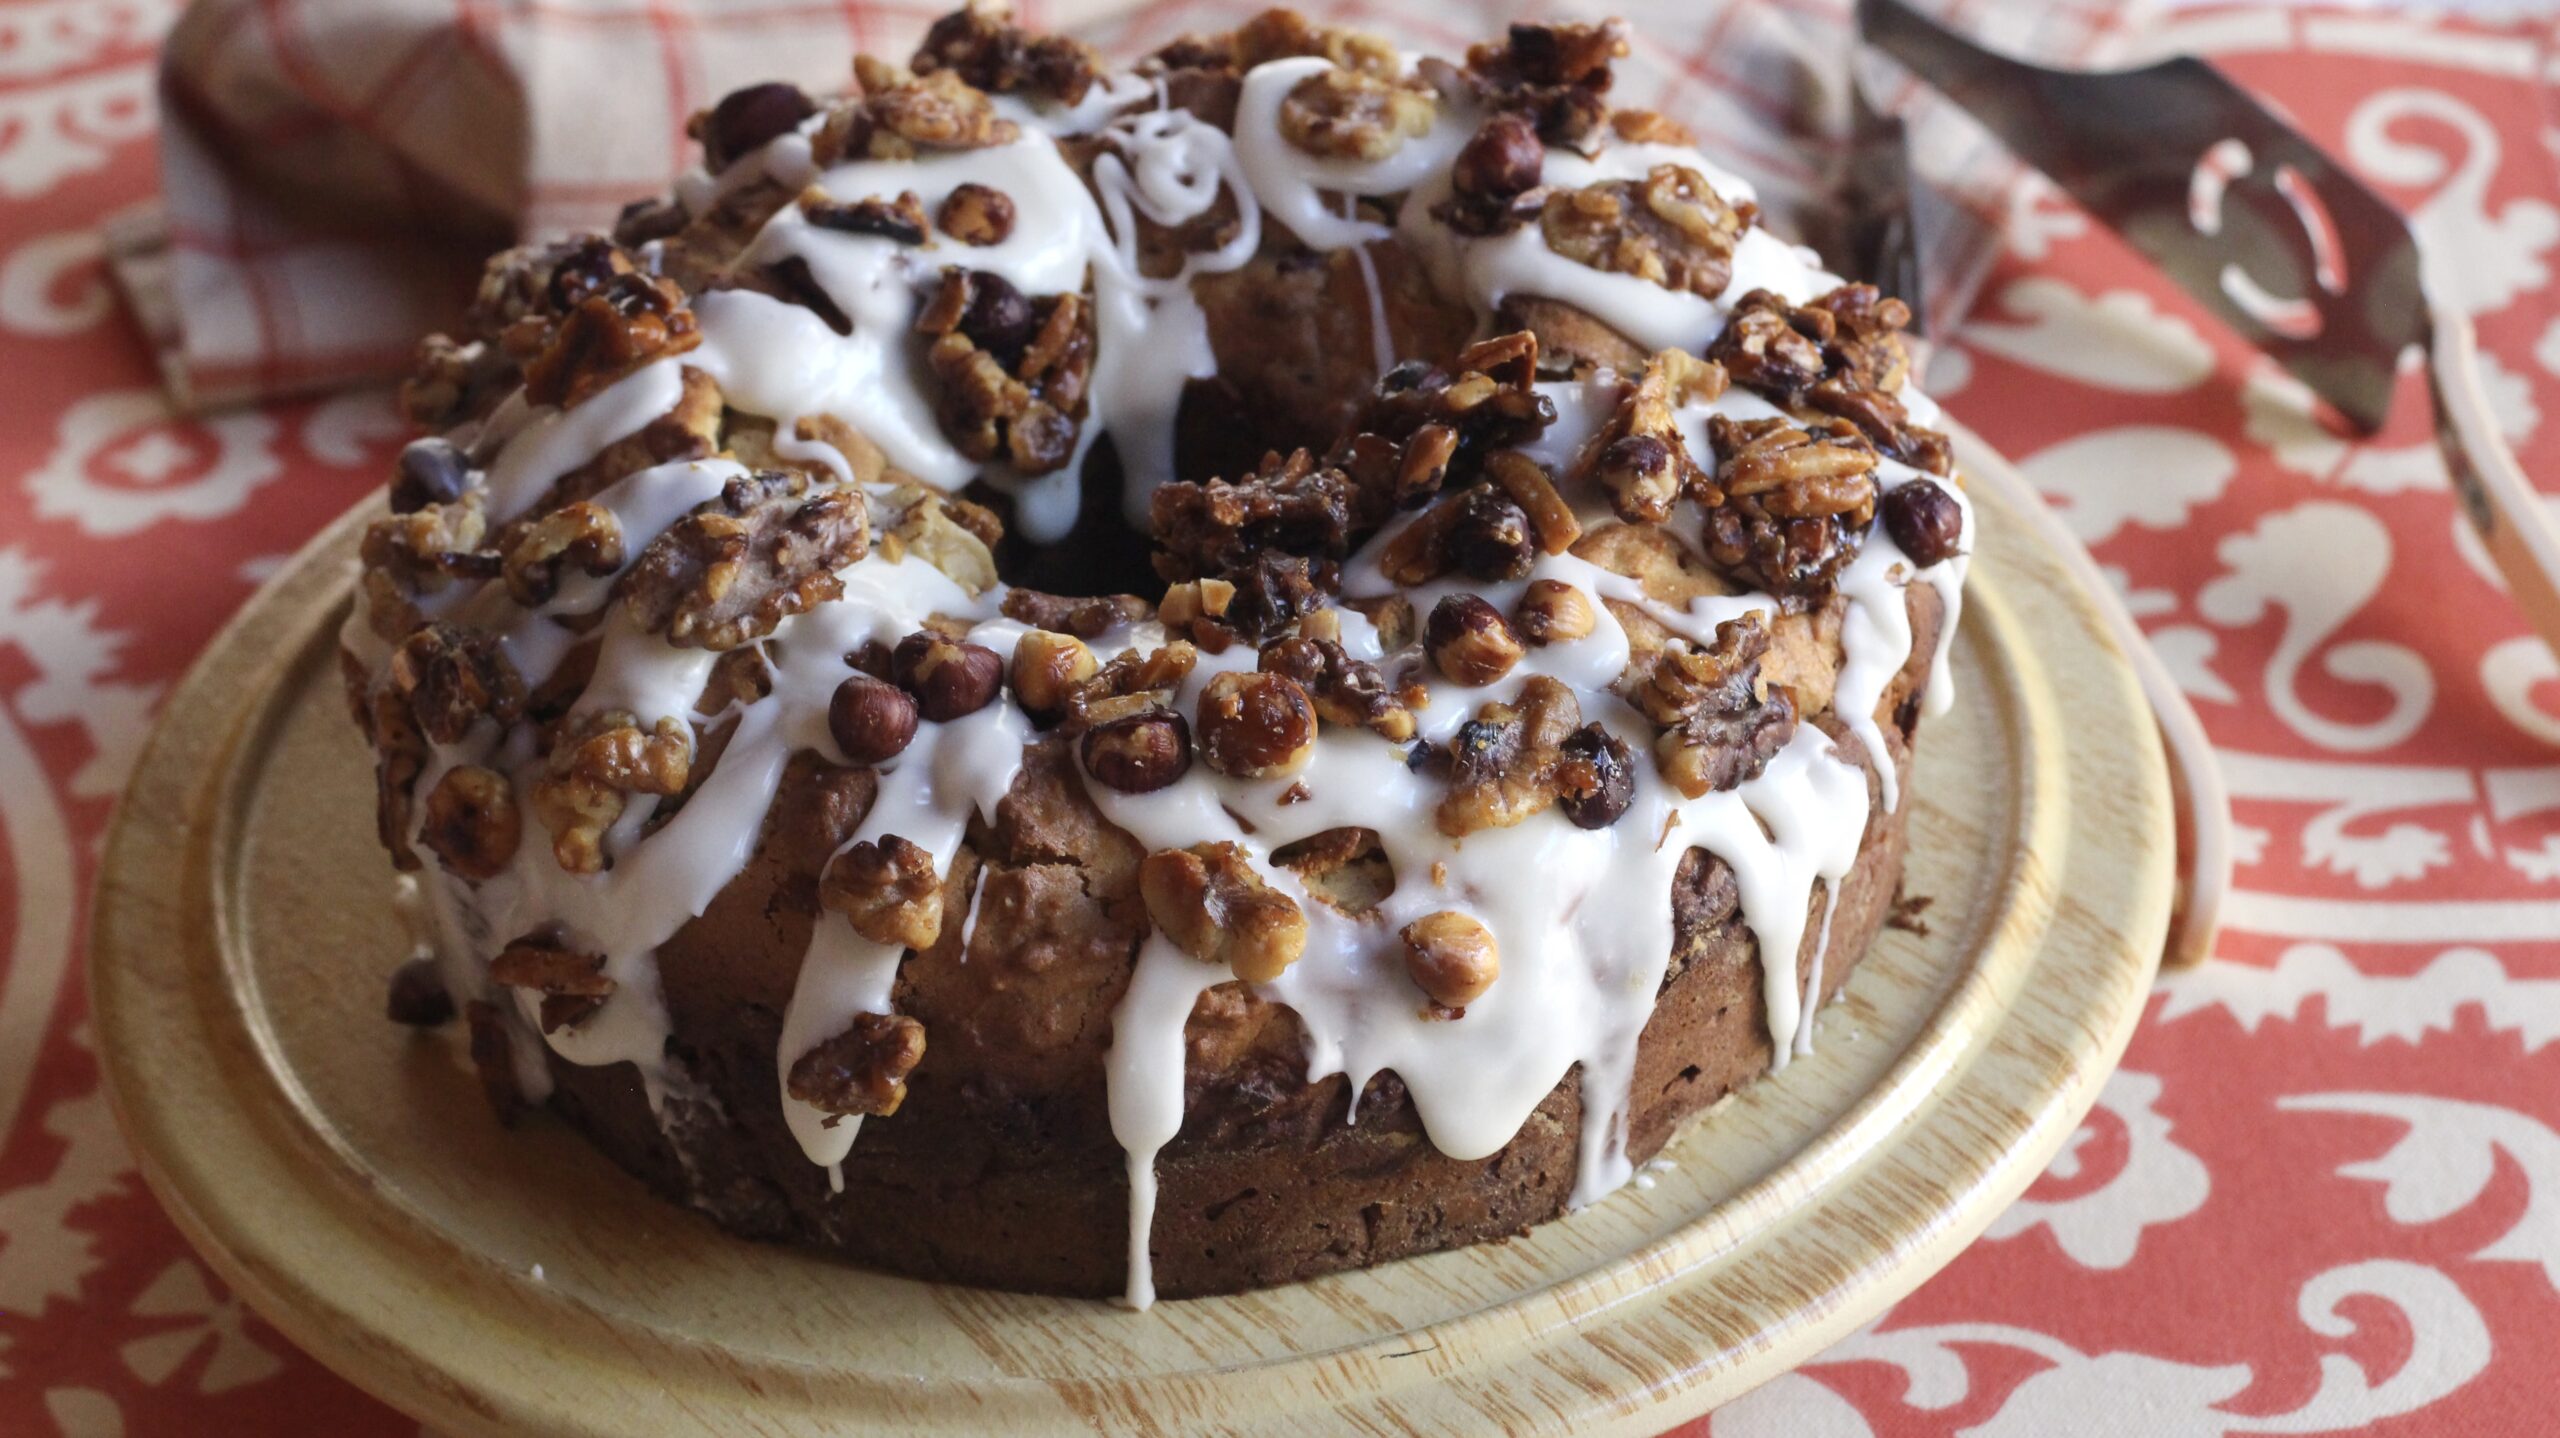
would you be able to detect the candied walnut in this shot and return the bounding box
[1009,629,1098,724]
[821,834,946,949]
[1513,578,1595,646]
[1436,675,1582,837]
[1196,671,1317,778]
[1080,706,1192,793]
[1279,66,1434,162]
[1612,108,1697,146]
[1257,635,1412,740]
[386,956,453,1027]
[1150,449,1356,585]
[845,58,1020,159]
[937,182,1016,245]
[1555,723,1634,828]
[418,765,521,881]
[399,335,506,429]
[803,187,929,243]
[1426,594,1524,687]
[502,500,623,608]
[916,269,1092,474]
[911,3,1103,106]
[693,81,818,169]
[387,623,525,745]
[1453,19,1629,148]
[1372,484,1536,587]
[891,631,1003,722]
[1330,331,1556,516]
[1065,642,1199,730]
[1540,165,1749,301]
[518,258,701,409]
[616,470,868,649]
[1232,8,1399,74]
[1643,614,1799,799]
[1883,479,1965,567]
[1402,910,1498,1012]
[788,1012,928,1119]
[1002,589,1149,638]
[367,687,428,871]
[1700,413,1879,596]
[489,932,614,1033]
[1709,285,1952,473]
[1570,348,1726,525]
[1140,841,1308,983]
[881,485,998,593]
[529,710,692,874]
[829,673,919,764]
[361,494,497,625]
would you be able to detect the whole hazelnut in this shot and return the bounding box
[1081,707,1193,793]
[829,672,919,764]
[1402,910,1500,1011]
[1882,479,1965,567]
[386,955,454,1027]
[891,631,1003,722]
[957,270,1036,361]
[700,82,817,169]
[1513,578,1596,646]
[1448,486,1536,582]
[1009,629,1097,724]
[1452,112,1543,199]
[391,438,471,514]
[1196,671,1317,778]
[1556,722,1635,829]
[1426,594,1525,687]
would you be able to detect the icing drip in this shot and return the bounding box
[374,43,1976,1314]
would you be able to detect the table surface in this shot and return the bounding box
[3,4,2557,1435]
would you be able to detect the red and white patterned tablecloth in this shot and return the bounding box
[5,1,2559,1433]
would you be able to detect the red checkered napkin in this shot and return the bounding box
[110,0,2136,411]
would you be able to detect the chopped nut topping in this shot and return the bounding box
[880,484,999,594]
[1009,629,1098,724]
[937,182,1017,245]
[1452,19,1629,149]
[1140,841,1308,983]
[1158,577,1237,633]
[1708,285,1953,475]
[1436,675,1583,836]
[1150,449,1357,585]
[840,59,1021,159]
[803,188,930,243]
[361,494,498,633]
[1556,723,1635,828]
[1195,671,1317,778]
[1513,578,1595,646]
[515,248,702,409]
[692,81,817,169]
[1642,614,1799,799]
[891,631,1004,722]
[489,932,614,1033]
[1570,348,1726,525]
[1257,634,1414,741]
[388,623,525,745]
[1331,331,1555,517]
[1402,910,1499,1012]
[1378,484,1537,586]
[1001,588,1150,638]
[916,269,1092,474]
[529,709,692,874]
[399,335,507,429]
[418,765,522,881]
[616,470,868,649]
[911,3,1103,106]
[1540,165,1750,301]
[1279,65,1435,161]
[1699,413,1878,596]
[829,672,919,764]
[1483,449,1580,554]
[1064,642,1198,731]
[1224,553,1329,641]
[1426,594,1525,687]
[788,1012,928,1119]
[821,834,945,948]
[502,500,623,608]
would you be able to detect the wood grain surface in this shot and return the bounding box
[87,427,2175,1437]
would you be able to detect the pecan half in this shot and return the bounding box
[820,834,945,949]
[788,1012,928,1119]
[616,470,868,649]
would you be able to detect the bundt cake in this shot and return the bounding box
[343,4,1973,1305]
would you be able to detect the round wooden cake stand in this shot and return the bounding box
[90,427,2173,1437]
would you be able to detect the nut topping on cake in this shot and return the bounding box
[789,1012,929,1120]
[1540,165,1751,300]
[529,710,693,874]
[829,673,920,765]
[1140,841,1308,982]
[489,933,615,1033]
[1643,614,1799,799]
[1195,671,1317,778]
[1437,675,1583,836]
[617,471,869,649]
[1426,594,1525,687]
[418,765,522,881]
[821,835,946,949]
[1698,413,1878,596]
[1401,911,1499,1013]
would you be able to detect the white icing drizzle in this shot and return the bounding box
[376,45,1976,1314]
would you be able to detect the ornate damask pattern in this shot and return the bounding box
[0,3,2554,1435]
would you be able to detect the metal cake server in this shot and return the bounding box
[1852,0,2560,968]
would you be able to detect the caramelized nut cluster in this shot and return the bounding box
[529,709,693,875]
[1539,165,1753,301]
[1698,413,1879,596]
[916,269,1094,475]
[1708,285,1953,475]
[616,469,869,650]
[1572,348,1727,525]
[1640,614,1799,799]
[1279,65,1435,161]
[1445,18,1630,149]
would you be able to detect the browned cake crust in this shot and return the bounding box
[528,594,1935,1300]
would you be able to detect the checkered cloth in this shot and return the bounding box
[111,0,2139,411]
